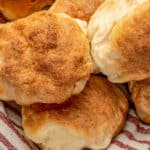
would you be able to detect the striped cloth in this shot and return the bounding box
[0,101,149,150]
[0,102,39,150]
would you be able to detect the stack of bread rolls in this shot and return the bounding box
[88,0,150,125]
[0,0,149,149]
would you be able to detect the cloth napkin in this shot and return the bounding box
[0,101,149,150]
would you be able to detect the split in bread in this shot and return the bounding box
[0,13,7,23]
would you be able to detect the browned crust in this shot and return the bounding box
[22,75,128,137]
[0,11,92,105]
[111,0,150,81]
[129,78,150,124]
[0,0,54,20]
[50,0,104,21]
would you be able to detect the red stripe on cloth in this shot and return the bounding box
[128,114,150,134]
[0,132,17,150]
[123,130,150,145]
[3,103,21,117]
[11,121,23,130]
[4,106,23,130]
[112,140,137,150]
[0,112,33,150]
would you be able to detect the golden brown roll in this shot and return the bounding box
[22,76,128,150]
[129,79,150,124]
[50,0,104,21]
[88,0,150,82]
[0,0,54,20]
[0,11,92,105]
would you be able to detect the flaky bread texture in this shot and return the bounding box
[0,11,92,105]
[88,0,149,82]
[50,0,104,21]
[129,79,150,124]
[22,76,128,150]
[0,0,54,20]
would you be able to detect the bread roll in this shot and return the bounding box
[50,0,104,21]
[0,0,54,20]
[22,75,128,150]
[0,11,92,105]
[129,79,150,124]
[88,0,150,82]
